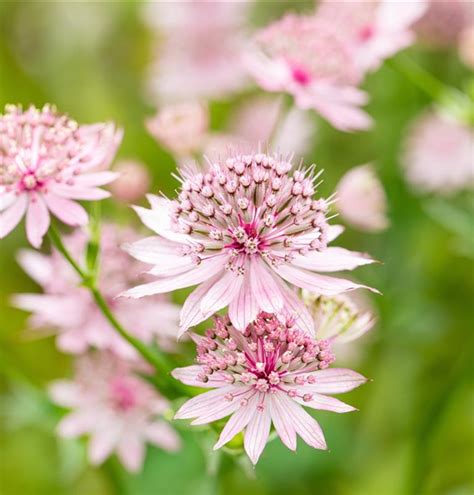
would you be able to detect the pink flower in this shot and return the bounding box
[316,0,427,73]
[146,102,209,157]
[172,312,367,464]
[414,0,473,48]
[50,351,181,472]
[122,151,377,336]
[336,164,389,232]
[110,160,151,203]
[13,224,180,357]
[459,25,474,69]
[0,104,122,247]
[247,14,372,132]
[145,1,249,101]
[402,111,474,194]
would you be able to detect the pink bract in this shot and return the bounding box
[0,104,122,247]
[13,224,180,357]
[122,151,377,336]
[50,351,181,472]
[172,312,367,464]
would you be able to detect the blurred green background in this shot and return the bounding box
[0,2,473,495]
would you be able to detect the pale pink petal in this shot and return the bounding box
[171,365,227,389]
[191,394,244,425]
[26,196,50,248]
[305,368,368,394]
[290,247,375,272]
[57,329,90,354]
[199,268,243,314]
[0,194,27,239]
[48,381,81,408]
[327,225,345,242]
[214,394,259,450]
[74,171,119,187]
[274,263,374,296]
[49,182,110,200]
[250,257,284,312]
[269,393,297,451]
[228,259,259,331]
[44,194,88,226]
[278,393,327,450]
[174,385,239,420]
[244,397,271,465]
[179,275,221,335]
[293,392,356,413]
[117,433,145,473]
[121,256,226,298]
[16,249,52,287]
[145,421,181,452]
[57,410,95,438]
[377,0,427,32]
[122,236,184,264]
[88,421,122,465]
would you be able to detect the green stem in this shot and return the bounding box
[47,225,179,391]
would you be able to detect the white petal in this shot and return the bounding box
[269,393,297,451]
[244,397,271,465]
[305,368,368,394]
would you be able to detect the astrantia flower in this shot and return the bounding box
[122,152,377,336]
[303,290,376,344]
[146,102,209,157]
[13,225,179,357]
[402,110,474,194]
[50,352,181,472]
[247,14,372,132]
[172,312,367,464]
[336,164,389,232]
[316,0,427,73]
[0,104,122,247]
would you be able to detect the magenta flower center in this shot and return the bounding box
[109,378,137,412]
[196,313,335,407]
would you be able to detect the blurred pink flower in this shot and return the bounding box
[316,0,427,72]
[0,104,122,247]
[145,1,249,101]
[122,151,377,336]
[172,312,367,464]
[336,164,389,232]
[50,351,181,472]
[110,160,151,203]
[13,225,180,357]
[247,14,372,132]
[414,0,473,48]
[459,25,474,69]
[402,111,474,194]
[146,102,209,157]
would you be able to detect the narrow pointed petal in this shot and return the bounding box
[117,434,145,473]
[305,368,368,394]
[49,183,110,200]
[191,396,243,425]
[327,225,345,242]
[171,365,227,389]
[244,399,271,465]
[0,194,27,239]
[214,395,259,450]
[122,236,183,264]
[74,171,119,187]
[249,257,284,312]
[228,261,259,331]
[145,421,181,452]
[293,392,356,413]
[44,194,88,226]
[174,386,238,420]
[291,247,375,272]
[200,269,243,314]
[16,249,52,287]
[269,393,297,451]
[26,196,50,248]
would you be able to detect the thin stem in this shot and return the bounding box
[47,225,180,392]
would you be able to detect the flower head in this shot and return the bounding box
[402,110,474,194]
[110,160,151,203]
[247,14,372,132]
[336,164,389,232]
[123,151,377,335]
[0,104,122,247]
[316,0,427,72]
[50,351,181,472]
[146,102,209,157]
[172,312,367,464]
[303,290,376,344]
[13,224,180,357]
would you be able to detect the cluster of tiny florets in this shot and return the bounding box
[170,152,330,273]
[195,312,335,406]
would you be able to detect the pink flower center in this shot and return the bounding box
[359,25,375,42]
[110,378,137,412]
[291,65,312,86]
[21,172,41,191]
